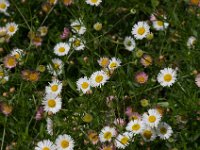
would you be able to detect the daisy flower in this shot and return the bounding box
[187,36,196,49]
[54,42,70,56]
[98,57,110,68]
[38,26,48,37]
[140,54,153,67]
[90,70,109,87]
[142,109,162,128]
[93,22,102,31]
[71,19,86,35]
[55,134,75,150]
[69,36,85,51]
[115,132,133,149]
[76,76,91,94]
[47,58,64,76]
[46,117,53,135]
[131,21,150,40]
[42,93,62,114]
[135,72,148,84]
[99,126,116,142]
[0,0,9,13]
[48,0,58,5]
[10,48,24,60]
[3,55,17,69]
[157,68,177,87]
[156,122,173,140]
[35,139,56,150]
[126,120,144,135]
[141,126,157,142]
[86,0,102,6]
[45,79,63,95]
[108,57,121,70]
[152,20,169,31]
[87,131,99,145]
[6,22,18,36]
[123,36,136,51]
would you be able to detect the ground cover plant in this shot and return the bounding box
[0,0,200,149]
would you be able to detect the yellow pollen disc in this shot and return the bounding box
[0,3,6,9]
[95,75,103,83]
[54,63,60,69]
[51,85,58,92]
[73,40,81,47]
[59,47,65,53]
[81,82,89,89]
[91,0,98,3]
[137,27,145,35]
[42,147,50,150]
[74,25,81,31]
[61,140,69,148]
[132,124,140,131]
[103,132,112,140]
[157,21,164,26]
[7,57,16,66]
[103,147,112,150]
[120,136,129,145]
[110,62,117,69]
[160,127,167,134]
[15,53,20,59]
[48,99,56,108]
[148,116,156,123]
[29,73,39,81]
[143,130,152,139]
[137,76,145,83]
[8,26,15,33]
[163,74,172,82]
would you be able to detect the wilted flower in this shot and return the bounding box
[35,106,44,120]
[0,102,13,116]
[60,27,70,39]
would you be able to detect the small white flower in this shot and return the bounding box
[35,139,56,150]
[187,36,196,49]
[69,36,85,51]
[47,58,64,76]
[156,122,173,140]
[0,0,9,13]
[42,93,62,114]
[76,76,91,94]
[97,57,110,68]
[55,134,75,150]
[142,109,162,128]
[45,79,63,95]
[108,57,121,70]
[126,120,144,135]
[71,19,86,35]
[115,132,133,149]
[152,20,169,31]
[86,0,102,6]
[99,126,116,142]
[157,68,177,87]
[123,36,136,51]
[141,125,157,142]
[54,42,70,56]
[6,22,18,36]
[131,21,150,40]
[10,48,24,60]
[90,70,109,88]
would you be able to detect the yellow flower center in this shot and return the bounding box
[8,26,15,33]
[14,53,20,59]
[73,39,81,47]
[120,136,129,145]
[160,127,167,135]
[163,74,172,82]
[54,63,60,69]
[95,75,103,83]
[157,21,164,26]
[61,140,69,148]
[74,25,81,31]
[7,57,16,67]
[132,124,141,131]
[91,0,98,3]
[103,147,112,150]
[137,76,145,83]
[0,3,6,9]
[100,58,109,67]
[51,85,58,92]
[48,99,56,108]
[59,47,65,53]
[137,27,145,35]
[82,113,93,123]
[29,72,39,82]
[103,132,112,140]
[110,62,117,69]
[42,147,50,150]
[88,133,98,142]
[142,56,152,66]
[143,130,152,139]
[0,71,4,77]
[81,82,89,89]
[148,116,156,123]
